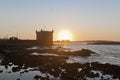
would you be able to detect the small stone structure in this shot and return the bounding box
[36,29,54,46]
[9,37,18,41]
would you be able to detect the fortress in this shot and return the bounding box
[0,29,54,46]
[36,29,54,46]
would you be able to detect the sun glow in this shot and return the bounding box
[57,30,72,41]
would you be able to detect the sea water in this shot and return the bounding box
[55,42,120,66]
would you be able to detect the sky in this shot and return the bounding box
[0,0,120,41]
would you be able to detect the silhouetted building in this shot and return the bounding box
[9,37,18,41]
[36,29,54,46]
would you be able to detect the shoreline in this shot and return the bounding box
[0,46,120,80]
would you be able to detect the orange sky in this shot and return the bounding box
[0,0,120,41]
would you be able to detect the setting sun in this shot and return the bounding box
[57,30,72,41]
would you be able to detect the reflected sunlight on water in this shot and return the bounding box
[55,42,120,65]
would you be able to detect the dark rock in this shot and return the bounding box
[12,67,20,72]
[72,49,95,57]
[16,78,20,80]
[34,75,41,80]
[0,70,3,73]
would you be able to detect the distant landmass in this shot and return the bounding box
[85,40,120,45]
[54,40,120,45]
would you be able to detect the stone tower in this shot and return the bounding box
[36,29,54,46]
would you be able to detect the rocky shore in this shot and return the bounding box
[0,46,120,80]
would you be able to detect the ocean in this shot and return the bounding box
[56,42,120,66]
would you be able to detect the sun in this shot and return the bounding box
[57,30,72,41]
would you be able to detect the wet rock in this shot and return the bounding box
[5,65,8,69]
[8,63,13,66]
[7,71,11,73]
[34,75,41,80]
[113,75,120,79]
[12,67,20,72]
[95,73,99,77]
[86,71,97,78]
[72,49,95,57]
[20,70,29,74]
[16,78,20,80]
[60,72,77,80]
[0,70,3,73]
